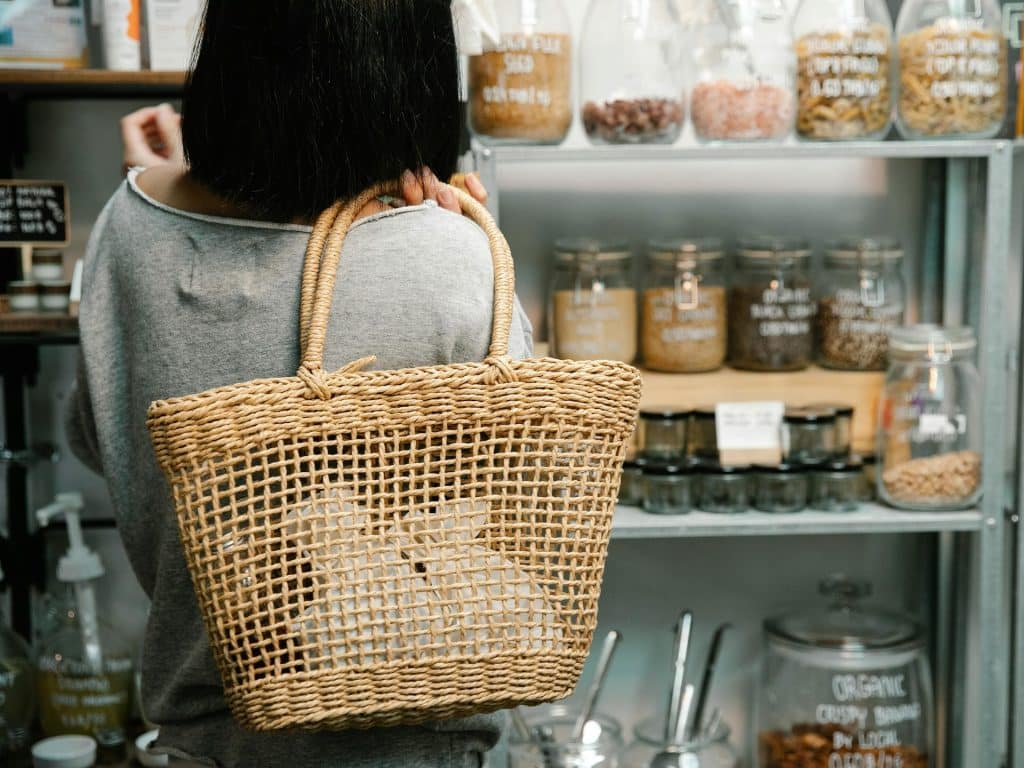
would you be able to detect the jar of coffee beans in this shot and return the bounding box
[642,238,727,372]
[728,237,815,371]
[817,237,905,370]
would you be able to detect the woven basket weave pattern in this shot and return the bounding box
[148,186,641,732]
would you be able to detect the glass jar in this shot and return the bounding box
[729,237,815,372]
[878,325,982,510]
[783,407,837,466]
[857,452,879,499]
[753,464,809,514]
[644,464,697,515]
[643,239,728,373]
[580,0,686,144]
[619,457,649,506]
[793,0,895,141]
[639,408,690,461]
[688,407,719,461]
[509,705,624,768]
[758,577,934,768]
[817,238,906,371]
[809,458,867,512]
[468,0,574,146]
[623,715,739,768]
[895,0,1007,140]
[808,402,854,458]
[699,463,752,514]
[691,0,795,143]
[550,239,637,363]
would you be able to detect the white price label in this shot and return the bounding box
[716,401,785,452]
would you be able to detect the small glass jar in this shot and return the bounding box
[509,705,624,768]
[580,0,686,145]
[810,458,867,512]
[878,325,982,510]
[728,237,815,372]
[40,282,70,313]
[857,452,879,499]
[754,464,809,514]
[691,0,796,143]
[783,406,837,466]
[895,0,1007,140]
[639,408,689,461]
[817,238,906,371]
[688,407,719,461]
[623,716,739,768]
[550,239,637,363]
[644,464,697,515]
[468,0,574,146]
[643,239,728,373]
[619,457,649,506]
[808,402,854,458]
[31,250,64,282]
[7,281,39,313]
[699,463,752,514]
[793,0,895,141]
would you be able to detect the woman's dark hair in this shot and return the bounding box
[182,0,461,223]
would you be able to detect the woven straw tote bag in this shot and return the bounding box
[147,184,642,732]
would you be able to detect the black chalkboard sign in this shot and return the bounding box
[0,181,69,246]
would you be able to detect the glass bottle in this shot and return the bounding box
[782,406,837,466]
[699,463,752,514]
[809,458,868,512]
[549,238,637,363]
[643,238,728,373]
[580,0,686,144]
[691,0,795,143]
[792,0,895,141]
[895,0,1007,139]
[878,325,982,510]
[758,577,933,768]
[0,567,33,760]
[468,0,574,146]
[753,464,809,514]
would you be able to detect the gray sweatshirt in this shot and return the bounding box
[67,171,533,767]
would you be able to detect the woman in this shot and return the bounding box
[68,2,532,766]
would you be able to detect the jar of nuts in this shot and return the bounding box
[878,325,982,510]
[468,0,574,146]
[758,576,934,768]
[580,0,686,145]
[643,238,727,372]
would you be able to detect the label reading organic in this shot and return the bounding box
[752,285,815,339]
[36,655,133,738]
[553,288,637,362]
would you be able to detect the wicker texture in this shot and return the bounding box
[147,186,641,732]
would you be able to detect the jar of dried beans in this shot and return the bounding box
[549,238,637,363]
[580,0,686,145]
[643,238,727,372]
[878,325,982,510]
[817,237,906,371]
[468,0,574,145]
[691,0,796,143]
[895,0,1007,139]
[793,0,895,141]
[728,237,815,372]
[759,577,933,768]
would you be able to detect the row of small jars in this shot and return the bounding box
[550,236,906,372]
[469,0,1008,147]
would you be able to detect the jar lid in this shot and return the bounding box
[31,735,97,768]
[853,452,878,466]
[135,730,169,768]
[554,237,632,263]
[692,406,717,421]
[32,249,64,264]
[766,576,923,652]
[40,281,71,295]
[754,462,804,474]
[644,463,692,477]
[648,238,725,265]
[806,402,855,418]
[623,456,654,470]
[737,236,811,262]
[7,280,39,293]
[640,407,691,421]
[825,237,903,266]
[784,407,837,425]
[815,457,865,473]
[888,324,976,356]
[700,462,751,475]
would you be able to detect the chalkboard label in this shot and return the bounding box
[0,181,69,246]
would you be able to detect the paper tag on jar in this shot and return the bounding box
[716,401,785,466]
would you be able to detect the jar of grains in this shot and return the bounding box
[792,0,895,141]
[729,237,815,371]
[691,0,796,143]
[580,0,686,145]
[468,0,574,145]
[643,238,727,372]
[549,238,637,363]
[895,0,1007,139]
[817,237,906,371]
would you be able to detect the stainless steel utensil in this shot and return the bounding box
[650,684,696,768]
[690,623,730,740]
[665,611,694,744]
[571,630,622,744]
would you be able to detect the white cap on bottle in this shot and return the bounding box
[32,735,97,768]
[35,493,104,583]
[135,730,169,767]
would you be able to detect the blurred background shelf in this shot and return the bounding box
[0,69,185,98]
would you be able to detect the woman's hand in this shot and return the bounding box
[355,168,489,221]
[120,104,184,174]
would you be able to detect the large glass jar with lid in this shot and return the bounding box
[580,0,686,145]
[691,0,796,143]
[878,325,982,511]
[757,576,934,768]
[728,237,815,372]
[643,238,727,373]
[549,238,637,363]
[817,237,906,371]
[468,0,574,146]
[895,0,1007,139]
[793,0,894,141]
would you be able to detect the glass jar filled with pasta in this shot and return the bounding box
[792,0,894,141]
[895,0,1007,139]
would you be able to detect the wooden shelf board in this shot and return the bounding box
[0,311,77,335]
[0,68,185,96]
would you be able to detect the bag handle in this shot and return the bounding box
[297,184,518,399]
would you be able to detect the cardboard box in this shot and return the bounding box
[0,0,89,69]
[141,0,201,71]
